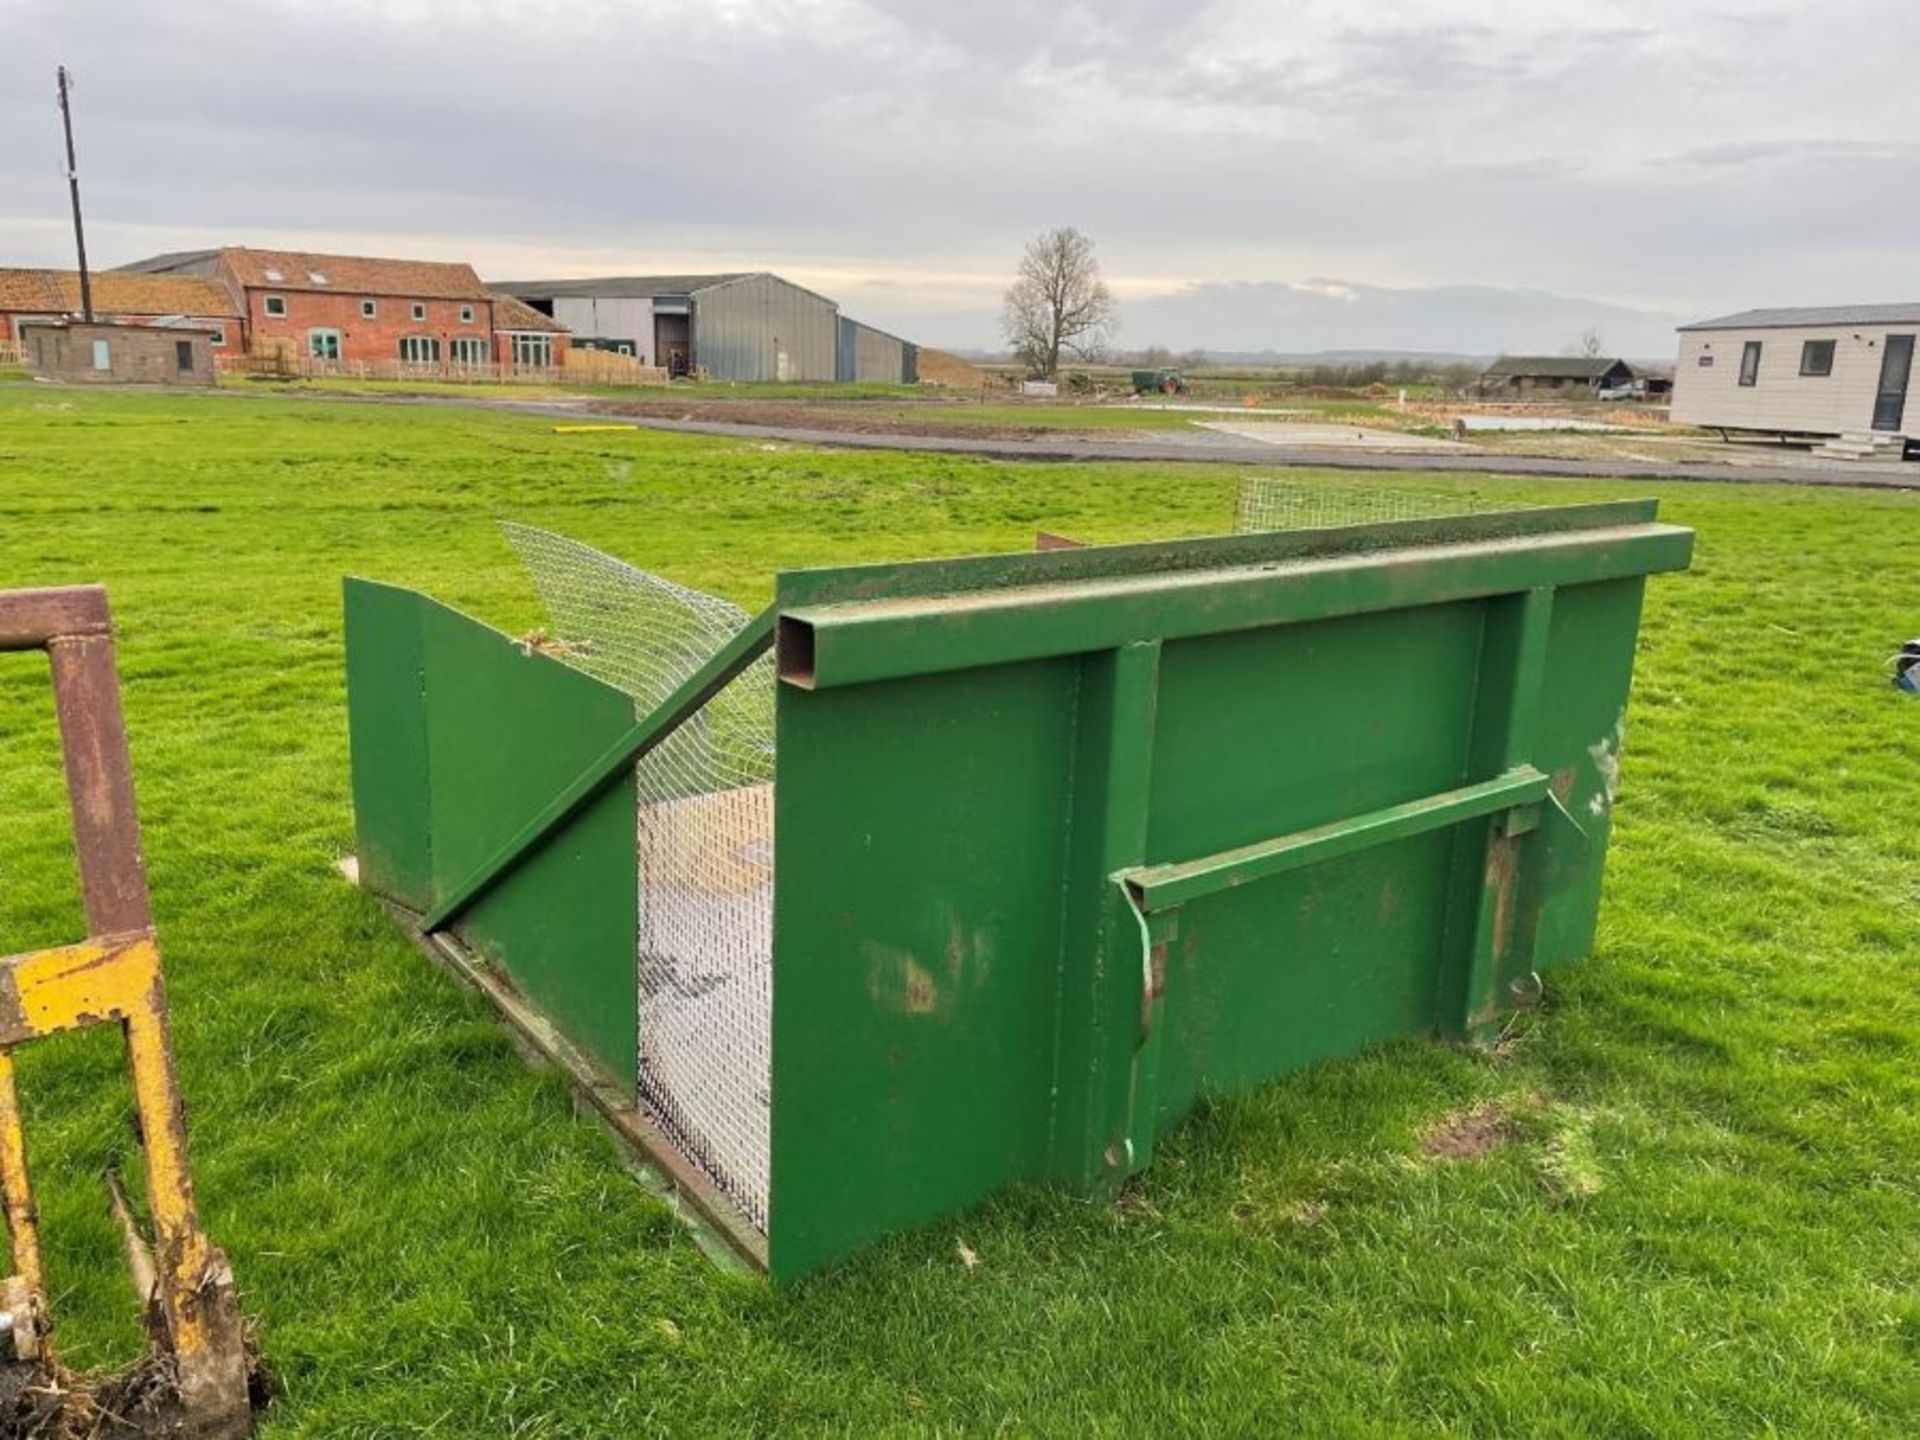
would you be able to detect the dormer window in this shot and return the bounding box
[263,268,284,283]
[309,271,329,285]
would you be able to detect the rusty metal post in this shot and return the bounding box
[0,585,251,1434]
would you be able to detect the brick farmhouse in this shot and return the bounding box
[0,269,242,349]
[117,247,569,370]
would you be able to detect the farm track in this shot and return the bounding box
[187,383,1920,490]
[586,410,1920,491]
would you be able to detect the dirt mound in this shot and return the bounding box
[914,349,991,390]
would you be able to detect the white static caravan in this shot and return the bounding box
[1672,305,1920,457]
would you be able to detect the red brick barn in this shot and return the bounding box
[491,293,572,373]
[117,247,499,370]
[0,269,242,352]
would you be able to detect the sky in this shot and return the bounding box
[4,0,1917,357]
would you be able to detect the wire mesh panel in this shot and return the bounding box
[501,523,774,1230]
[1235,476,1522,533]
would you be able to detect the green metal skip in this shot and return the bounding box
[344,498,1692,1280]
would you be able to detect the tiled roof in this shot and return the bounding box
[490,293,569,333]
[0,268,240,318]
[1680,304,1920,331]
[221,248,489,300]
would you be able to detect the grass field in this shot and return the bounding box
[0,384,1916,1435]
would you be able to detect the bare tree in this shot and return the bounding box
[1002,227,1117,378]
[1579,327,1605,358]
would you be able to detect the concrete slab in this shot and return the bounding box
[1197,421,1471,452]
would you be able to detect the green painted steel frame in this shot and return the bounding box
[343,499,1691,1284]
[765,502,1689,1278]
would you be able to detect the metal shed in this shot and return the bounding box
[491,272,841,382]
[837,317,918,384]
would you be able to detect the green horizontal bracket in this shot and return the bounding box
[424,604,777,932]
[1121,766,1550,914]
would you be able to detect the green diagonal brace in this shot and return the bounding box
[424,604,778,932]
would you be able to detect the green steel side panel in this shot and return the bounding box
[414,600,640,1089]
[1156,834,1458,1118]
[1141,602,1485,1112]
[343,580,434,909]
[768,658,1079,1281]
[1146,602,1486,860]
[1528,576,1650,970]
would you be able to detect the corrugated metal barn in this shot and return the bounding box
[492,272,919,384]
[837,317,918,384]
[491,272,858,382]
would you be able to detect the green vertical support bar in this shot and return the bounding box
[1443,586,1555,1039]
[1049,640,1161,1194]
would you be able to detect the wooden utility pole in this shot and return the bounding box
[57,65,93,323]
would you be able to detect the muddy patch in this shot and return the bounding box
[1420,1099,1525,1161]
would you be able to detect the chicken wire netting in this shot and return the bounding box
[1235,476,1523,533]
[501,522,774,1232]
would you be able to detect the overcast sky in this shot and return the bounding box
[4,0,1916,354]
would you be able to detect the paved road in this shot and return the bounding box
[610,413,1920,490]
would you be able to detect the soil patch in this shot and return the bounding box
[1421,1099,1524,1161]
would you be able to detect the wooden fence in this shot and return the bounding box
[0,340,23,367]
[215,350,668,387]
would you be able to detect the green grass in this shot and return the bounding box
[0,384,1916,1435]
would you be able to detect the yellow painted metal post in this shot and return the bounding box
[0,1051,43,1300]
[123,979,248,1422]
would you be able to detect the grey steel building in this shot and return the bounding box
[837,316,917,385]
[491,271,915,384]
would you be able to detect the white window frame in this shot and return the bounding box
[91,338,111,372]
[411,302,427,322]
[509,333,553,368]
[449,337,490,366]
[459,305,475,324]
[263,294,287,317]
[361,299,378,319]
[307,327,343,361]
[398,335,440,364]
[206,325,226,347]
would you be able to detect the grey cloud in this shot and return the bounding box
[3,0,1917,352]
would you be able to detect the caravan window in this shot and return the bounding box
[1739,341,1762,387]
[1799,340,1836,376]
